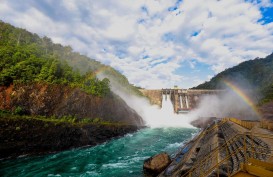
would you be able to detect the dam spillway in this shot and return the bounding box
[140,88,224,113]
[157,118,273,177]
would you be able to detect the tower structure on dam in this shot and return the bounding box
[140,88,223,113]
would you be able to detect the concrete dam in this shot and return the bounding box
[157,118,273,177]
[140,89,223,113]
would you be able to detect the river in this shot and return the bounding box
[0,127,198,177]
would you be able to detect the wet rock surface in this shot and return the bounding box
[259,101,273,120]
[143,152,171,177]
[190,117,218,128]
[0,84,144,159]
[0,84,143,125]
[0,117,139,159]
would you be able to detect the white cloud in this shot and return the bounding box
[0,0,273,89]
[61,0,78,11]
[248,0,273,7]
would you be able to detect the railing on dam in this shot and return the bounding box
[227,118,259,130]
[180,133,273,177]
[161,88,224,94]
[180,124,273,177]
[228,118,273,131]
[260,120,273,131]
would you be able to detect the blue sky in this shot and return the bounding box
[0,0,273,89]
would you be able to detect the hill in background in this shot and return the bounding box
[0,21,142,96]
[0,21,144,159]
[193,53,273,104]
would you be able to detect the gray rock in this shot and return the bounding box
[143,152,171,176]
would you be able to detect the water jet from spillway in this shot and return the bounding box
[108,86,193,128]
[141,94,193,128]
[96,73,193,128]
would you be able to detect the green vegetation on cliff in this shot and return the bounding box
[261,84,273,104]
[0,21,143,159]
[0,109,126,126]
[0,109,139,159]
[0,21,141,96]
[193,53,273,103]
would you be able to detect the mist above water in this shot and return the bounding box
[110,87,193,128]
[98,73,259,127]
[97,73,193,128]
[188,88,260,121]
[144,94,193,128]
[114,87,260,127]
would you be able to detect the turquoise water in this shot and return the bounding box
[0,127,198,177]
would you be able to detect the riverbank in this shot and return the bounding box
[0,82,144,160]
[0,113,140,160]
[0,127,197,177]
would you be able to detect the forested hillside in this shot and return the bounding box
[0,21,141,96]
[0,21,144,158]
[0,20,144,124]
[194,54,273,103]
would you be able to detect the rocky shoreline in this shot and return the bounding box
[0,84,143,125]
[0,116,141,160]
[0,83,145,160]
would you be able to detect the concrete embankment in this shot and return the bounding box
[150,118,273,177]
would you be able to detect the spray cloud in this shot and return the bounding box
[189,78,261,124]
[188,89,260,121]
[98,73,193,128]
[99,73,260,128]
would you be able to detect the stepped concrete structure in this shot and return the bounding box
[157,118,273,177]
[140,89,223,113]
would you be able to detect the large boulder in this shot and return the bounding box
[143,152,171,176]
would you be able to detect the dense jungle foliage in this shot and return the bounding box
[0,21,141,97]
[193,53,273,103]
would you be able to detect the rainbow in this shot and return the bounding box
[93,66,110,76]
[88,66,110,78]
[222,79,261,118]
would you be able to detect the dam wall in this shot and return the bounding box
[140,89,223,113]
[139,89,162,106]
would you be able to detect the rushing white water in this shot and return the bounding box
[179,95,183,109]
[185,95,189,109]
[97,74,194,128]
[0,128,198,177]
[143,94,193,128]
[102,82,193,128]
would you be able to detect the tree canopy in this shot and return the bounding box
[0,21,111,97]
[193,53,273,103]
[0,20,142,96]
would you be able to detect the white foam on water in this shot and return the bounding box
[86,171,100,176]
[130,156,149,162]
[102,162,128,169]
[143,94,193,128]
[165,142,184,149]
[48,174,61,177]
[102,79,194,128]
